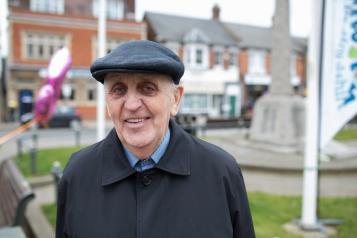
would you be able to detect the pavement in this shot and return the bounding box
[1,121,357,208]
[1,121,356,238]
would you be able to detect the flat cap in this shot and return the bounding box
[90,40,185,84]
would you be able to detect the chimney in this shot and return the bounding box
[212,4,220,21]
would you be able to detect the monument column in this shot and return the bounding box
[249,0,305,152]
[270,0,293,95]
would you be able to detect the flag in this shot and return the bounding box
[320,0,357,148]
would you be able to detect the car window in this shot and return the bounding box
[55,107,75,115]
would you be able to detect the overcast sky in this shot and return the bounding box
[136,0,311,37]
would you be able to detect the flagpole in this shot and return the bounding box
[301,0,324,229]
[96,0,106,141]
[316,0,327,220]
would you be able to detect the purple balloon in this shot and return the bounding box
[34,84,56,122]
[34,47,72,123]
[47,48,72,99]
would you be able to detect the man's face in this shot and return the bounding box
[104,72,184,158]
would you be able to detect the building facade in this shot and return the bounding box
[7,0,146,121]
[144,6,306,119]
[145,11,241,119]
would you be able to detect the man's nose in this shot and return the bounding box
[124,93,142,111]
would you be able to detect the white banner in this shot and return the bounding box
[320,0,357,148]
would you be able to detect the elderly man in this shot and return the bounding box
[56,40,255,238]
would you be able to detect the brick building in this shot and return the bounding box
[144,5,306,119]
[7,0,146,121]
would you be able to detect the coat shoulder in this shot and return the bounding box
[189,135,241,172]
[62,140,103,179]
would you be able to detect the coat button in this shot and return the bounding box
[142,174,152,186]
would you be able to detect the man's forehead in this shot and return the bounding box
[104,72,171,84]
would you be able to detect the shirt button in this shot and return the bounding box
[142,174,152,186]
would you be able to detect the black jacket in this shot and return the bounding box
[56,120,255,238]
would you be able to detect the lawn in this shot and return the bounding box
[42,193,357,238]
[14,146,80,177]
[334,127,357,141]
[14,127,357,178]
[17,129,357,237]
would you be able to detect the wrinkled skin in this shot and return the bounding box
[104,72,184,159]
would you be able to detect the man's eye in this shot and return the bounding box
[111,86,126,96]
[141,84,157,95]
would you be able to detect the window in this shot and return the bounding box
[92,0,124,20]
[214,50,223,65]
[24,33,67,60]
[248,50,266,74]
[93,38,125,59]
[88,88,96,101]
[107,39,124,53]
[229,52,237,66]
[182,94,209,113]
[196,49,203,64]
[184,44,208,68]
[30,0,64,14]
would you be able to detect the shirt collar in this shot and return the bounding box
[123,129,171,168]
[101,120,190,186]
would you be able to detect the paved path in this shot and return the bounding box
[1,123,357,205]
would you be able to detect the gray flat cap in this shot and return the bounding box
[90,40,185,84]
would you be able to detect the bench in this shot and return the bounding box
[0,159,35,228]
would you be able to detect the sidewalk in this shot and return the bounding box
[2,124,357,202]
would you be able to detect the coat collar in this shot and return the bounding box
[101,119,191,186]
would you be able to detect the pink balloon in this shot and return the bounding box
[34,84,56,123]
[47,48,72,99]
[33,47,72,124]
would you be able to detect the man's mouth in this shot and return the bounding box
[124,117,150,123]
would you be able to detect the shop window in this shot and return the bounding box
[182,94,209,113]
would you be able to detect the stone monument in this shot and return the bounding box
[249,0,305,153]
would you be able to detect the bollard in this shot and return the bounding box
[32,132,38,150]
[17,139,23,158]
[30,146,37,175]
[75,128,80,147]
[71,121,81,147]
[52,161,63,204]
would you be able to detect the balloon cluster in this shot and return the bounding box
[34,48,72,124]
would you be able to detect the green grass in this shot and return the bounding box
[334,127,357,141]
[14,126,357,178]
[42,203,57,227]
[14,146,81,177]
[42,193,357,238]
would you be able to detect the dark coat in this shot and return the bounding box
[56,120,255,238]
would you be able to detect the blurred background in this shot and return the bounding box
[0,0,356,238]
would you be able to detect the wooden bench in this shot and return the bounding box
[0,159,35,228]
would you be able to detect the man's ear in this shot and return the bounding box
[106,104,112,119]
[170,85,184,117]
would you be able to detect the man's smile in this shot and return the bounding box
[123,117,151,128]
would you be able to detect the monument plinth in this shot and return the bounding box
[249,0,305,153]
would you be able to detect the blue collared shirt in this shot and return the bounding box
[124,129,171,172]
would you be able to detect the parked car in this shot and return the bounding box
[47,106,81,128]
